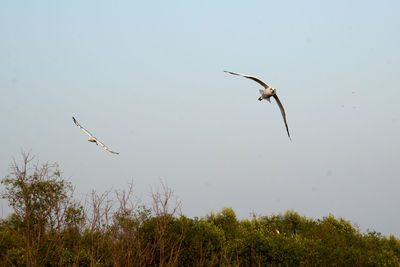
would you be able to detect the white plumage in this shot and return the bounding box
[72,117,119,154]
[224,71,291,140]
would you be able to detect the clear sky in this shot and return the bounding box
[1,1,400,236]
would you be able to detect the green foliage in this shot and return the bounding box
[1,153,400,266]
[178,216,225,265]
[0,154,82,266]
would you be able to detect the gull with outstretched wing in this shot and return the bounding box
[72,117,119,154]
[224,71,291,140]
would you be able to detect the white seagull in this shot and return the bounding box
[224,71,291,140]
[72,117,119,154]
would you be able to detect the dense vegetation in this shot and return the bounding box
[1,153,400,266]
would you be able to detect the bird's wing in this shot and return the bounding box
[224,70,271,89]
[72,117,96,139]
[272,95,291,140]
[95,139,119,154]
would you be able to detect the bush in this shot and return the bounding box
[1,153,400,266]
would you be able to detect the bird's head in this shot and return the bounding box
[271,88,276,94]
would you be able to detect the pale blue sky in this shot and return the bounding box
[1,0,400,236]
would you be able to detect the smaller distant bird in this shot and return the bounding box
[72,117,119,154]
[224,71,291,140]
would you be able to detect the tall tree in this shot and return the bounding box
[1,152,81,266]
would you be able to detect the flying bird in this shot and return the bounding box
[224,70,291,140]
[72,117,119,154]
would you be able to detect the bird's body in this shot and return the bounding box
[258,88,275,102]
[72,117,119,154]
[224,70,291,140]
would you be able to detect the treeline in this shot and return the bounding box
[1,153,400,266]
